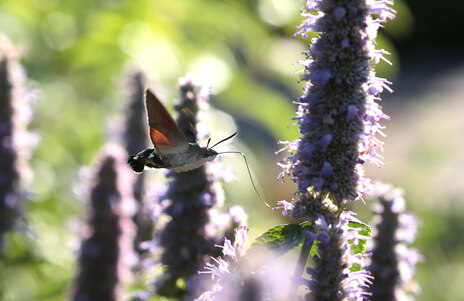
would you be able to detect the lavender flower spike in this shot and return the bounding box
[152,77,247,299]
[123,71,154,255]
[73,144,136,301]
[280,0,395,204]
[305,212,373,301]
[367,183,422,300]
[0,34,37,252]
[276,0,396,299]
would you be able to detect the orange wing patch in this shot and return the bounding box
[145,89,188,154]
[149,123,188,153]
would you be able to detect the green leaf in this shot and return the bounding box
[348,220,372,255]
[250,223,312,255]
[310,239,320,257]
[350,263,363,273]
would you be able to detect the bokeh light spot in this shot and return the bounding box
[41,12,77,51]
[188,55,232,93]
[257,0,301,26]
[264,38,307,75]
[32,0,60,11]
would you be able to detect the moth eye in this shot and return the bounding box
[203,154,208,158]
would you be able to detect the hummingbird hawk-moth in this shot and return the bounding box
[128,89,236,173]
[127,88,266,205]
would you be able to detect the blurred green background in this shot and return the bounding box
[1,0,463,300]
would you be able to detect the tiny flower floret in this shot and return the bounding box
[318,134,332,152]
[199,256,230,280]
[367,0,396,21]
[218,238,235,258]
[333,7,347,21]
[347,105,359,121]
[200,226,249,279]
[273,200,295,216]
[321,161,333,177]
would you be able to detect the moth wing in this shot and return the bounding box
[145,89,189,154]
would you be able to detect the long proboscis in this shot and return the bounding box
[218,151,269,207]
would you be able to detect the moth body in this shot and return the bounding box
[128,143,218,173]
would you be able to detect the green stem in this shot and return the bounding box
[287,236,312,299]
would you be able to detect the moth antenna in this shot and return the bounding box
[206,137,211,148]
[210,132,238,149]
[218,151,269,207]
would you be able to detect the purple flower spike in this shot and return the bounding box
[275,0,396,299]
[73,144,136,301]
[367,183,422,300]
[0,35,37,251]
[306,212,372,301]
[278,0,395,204]
[147,77,248,299]
[123,71,154,256]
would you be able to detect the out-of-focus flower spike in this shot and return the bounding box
[0,34,37,252]
[149,77,248,299]
[367,183,422,300]
[122,71,154,255]
[72,144,137,301]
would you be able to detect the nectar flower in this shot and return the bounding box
[305,212,372,301]
[276,0,396,299]
[279,0,395,205]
